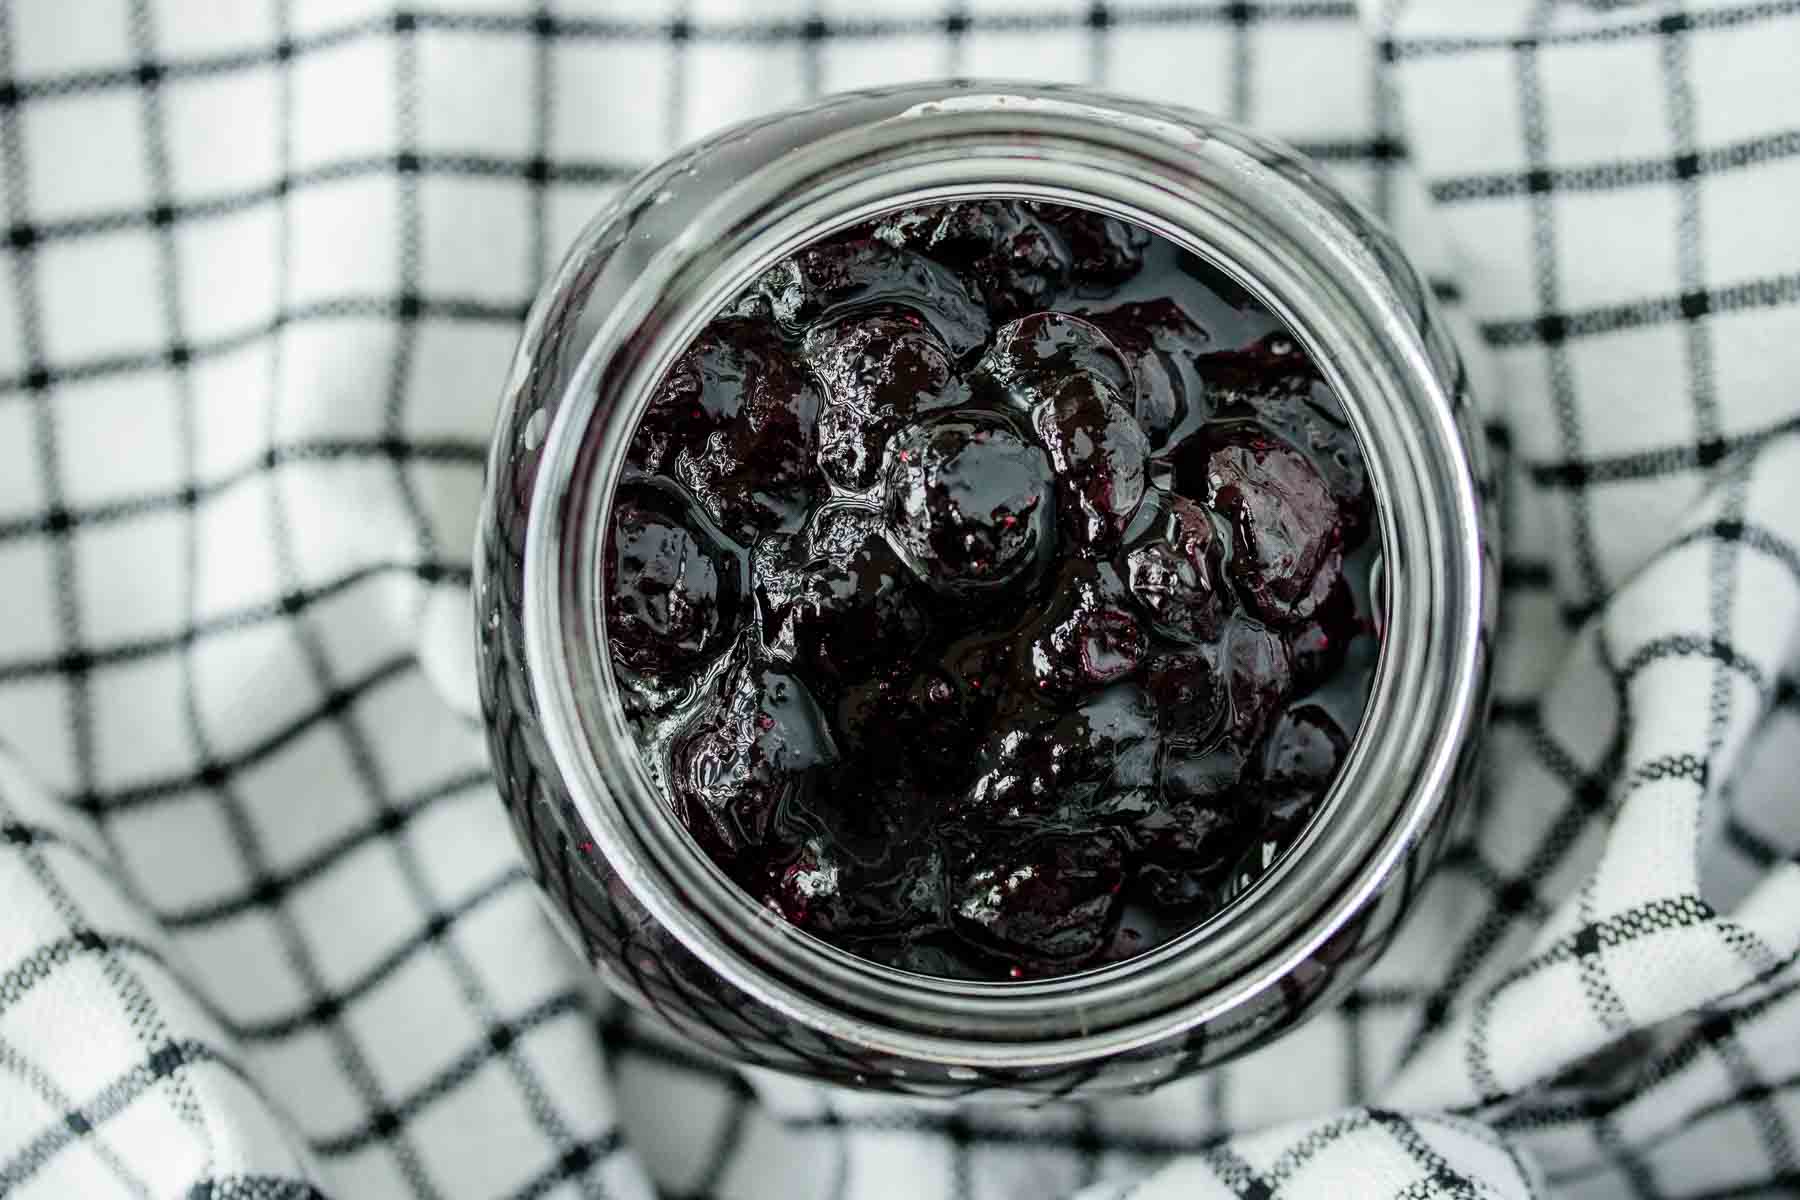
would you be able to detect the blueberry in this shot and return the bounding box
[1191,429,1343,624]
[604,482,742,676]
[1031,374,1150,548]
[1161,742,1245,805]
[745,236,991,356]
[763,779,947,939]
[1021,559,1146,698]
[1287,574,1357,691]
[757,506,932,682]
[1085,300,1213,448]
[1146,645,1225,747]
[1125,493,1231,643]
[1129,794,1245,909]
[669,657,838,862]
[973,311,1132,404]
[628,320,736,476]
[962,683,1160,824]
[874,200,1069,318]
[947,831,1124,968]
[766,836,947,939]
[1224,620,1293,748]
[630,318,805,470]
[1201,344,1373,545]
[805,314,965,491]
[1149,710,1253,907]
[1258,703,1348,832]
[884,413,1055,595]
[633,318,824,542]
[1026,201,1150,285]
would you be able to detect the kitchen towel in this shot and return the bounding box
[1,1,1797,1197]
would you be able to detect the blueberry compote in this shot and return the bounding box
[605,200,1379,981]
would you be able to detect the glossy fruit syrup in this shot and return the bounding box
[603,200,1379,981]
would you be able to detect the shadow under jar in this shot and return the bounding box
[475,83,1496,1099]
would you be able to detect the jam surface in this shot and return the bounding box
[605,200,1379,981]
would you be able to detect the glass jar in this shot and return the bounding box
[474,82,1496,1099]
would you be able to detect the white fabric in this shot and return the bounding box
[1,1,1798,1197]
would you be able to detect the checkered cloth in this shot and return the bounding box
[2,0,1798,1197]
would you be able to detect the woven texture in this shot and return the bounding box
[2,1,1798,1197]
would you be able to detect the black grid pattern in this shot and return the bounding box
[2,0,1800,1197]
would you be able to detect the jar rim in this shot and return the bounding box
[519,82,1487,1067]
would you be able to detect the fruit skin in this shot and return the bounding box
[960,682,1161,827]
[805,314,966,492]
[604,481,743,677]
[1146,645,1226,749]
[765,835,948,941]
[1287,574,1358,692]
[669,656,839,863]
[1145,637,1252,911]
[1125,492,1232,644]
[973,311,1133,405]
[1020,559,1147,700]
[1191,429,1344,625]
[629,317,826,543]
[1025,202,1150,285]
[755,505,933,685]
[883,412,1056,596]
[946,830,1126,969]
[761,776,948,941]
[1162,743,1246,808]
[747,236,992,357]
[1257,703,1350,834]
[1085,299,1210,449]
[1130,792,1246,910]
[1223,619,1295,748]
[873,200,1070,318]
[1200,338,1374,543]
[1031,373,1151,549]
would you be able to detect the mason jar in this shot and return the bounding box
[473,82,1496,1100]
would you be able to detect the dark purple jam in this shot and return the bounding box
[604,200,1379,981]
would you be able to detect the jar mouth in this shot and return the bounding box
[521,83,1486,1067]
